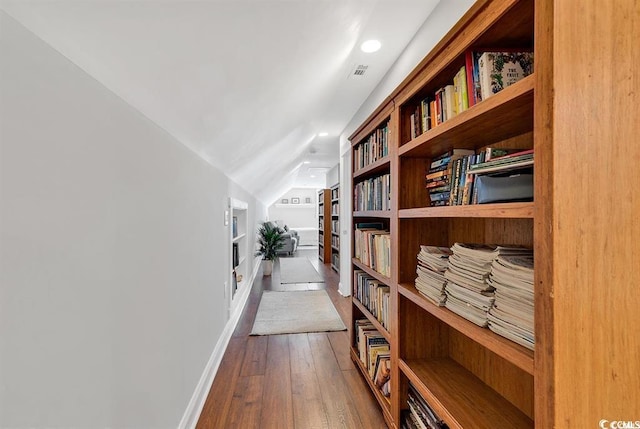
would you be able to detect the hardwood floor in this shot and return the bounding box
[196,247,387,429]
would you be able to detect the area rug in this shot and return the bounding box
[250,290,347,336]
[279,257,324,284]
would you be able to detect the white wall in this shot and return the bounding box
[338,0,475,295]
[325,164,339,189]
[268,188,316,225]
[0,12,264,428]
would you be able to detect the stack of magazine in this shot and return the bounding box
[415,245,452,306]
[444,243,530,327]
[487,253,535,350]
[402,383,448,429]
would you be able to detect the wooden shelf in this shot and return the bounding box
[399,202,534,219]
[331,264,339,273]
[331,245,339,251]
[350,347,393,426]
[399,75,534,159]
[400,358,533,429]
[353,298,391,342]
[331,231,339,236]
[399,283,533,375]
[346,2,546,427]
[353,156,391,180]
[353,210,392,219]
[352,258,392,286]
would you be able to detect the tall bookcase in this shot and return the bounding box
[348,0,640,428]
[330,184,340,272]
[318,189,331,263]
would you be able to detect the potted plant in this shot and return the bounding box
[255,221,285,276]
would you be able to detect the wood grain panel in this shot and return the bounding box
[261,335,294,429]
[448,329,534,419]
[398,218,448,284]
[343,370,389,429]
[533,0,555,425]
[226,375,265,428]
[399,157,431,209]
[400,203,534,219]
[291,369,331,429]
[328,330,354,372]
[447,218,533,248]
[389,105,402,426]
[398,296,449,360]
[400,358,533,429]
[308,333,366,429]
[240,335,268,376]
[551,0,640,426]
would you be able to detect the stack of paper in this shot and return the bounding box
[415,245,452,306]
[487,254,535,350]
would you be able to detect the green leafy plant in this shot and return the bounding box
[255,221,285,261]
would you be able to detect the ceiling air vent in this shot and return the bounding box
[350,64,369,78]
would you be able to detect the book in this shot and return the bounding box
[477,51,534,100]
[443,84,455,120]
[465,50,483,104]
[425,168,452,181]
[468,149,534,175]
[448,158,463,205]
[453,66,469,114]
[484,147,527,161]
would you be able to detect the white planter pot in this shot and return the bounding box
[262,260,273,276]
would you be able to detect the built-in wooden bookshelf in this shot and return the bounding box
[318,189,331,263]
[349,1,532,427]
[349,0,640,427]
[350,0,640,428]
[330,183,340,272]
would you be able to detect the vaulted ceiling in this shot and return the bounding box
[1,0,460,205]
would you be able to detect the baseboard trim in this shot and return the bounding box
[179,256,262,429]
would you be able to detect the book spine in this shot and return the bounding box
[449,159,462,205]
[444,84,455,120]
[456,155,470,205]
[459,66,469,111]
[465,51,476,106]
[410,113,416,139]
[425,168,452,181]
[478,52,493,101]
[430,156,451,170]
[461,155,476,205]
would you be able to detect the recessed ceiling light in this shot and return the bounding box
[310,175,316,178]
[318,132,328,137]
[361,39,381,53]
[303,161,311,164]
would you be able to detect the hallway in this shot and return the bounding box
[196,248,387,428]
